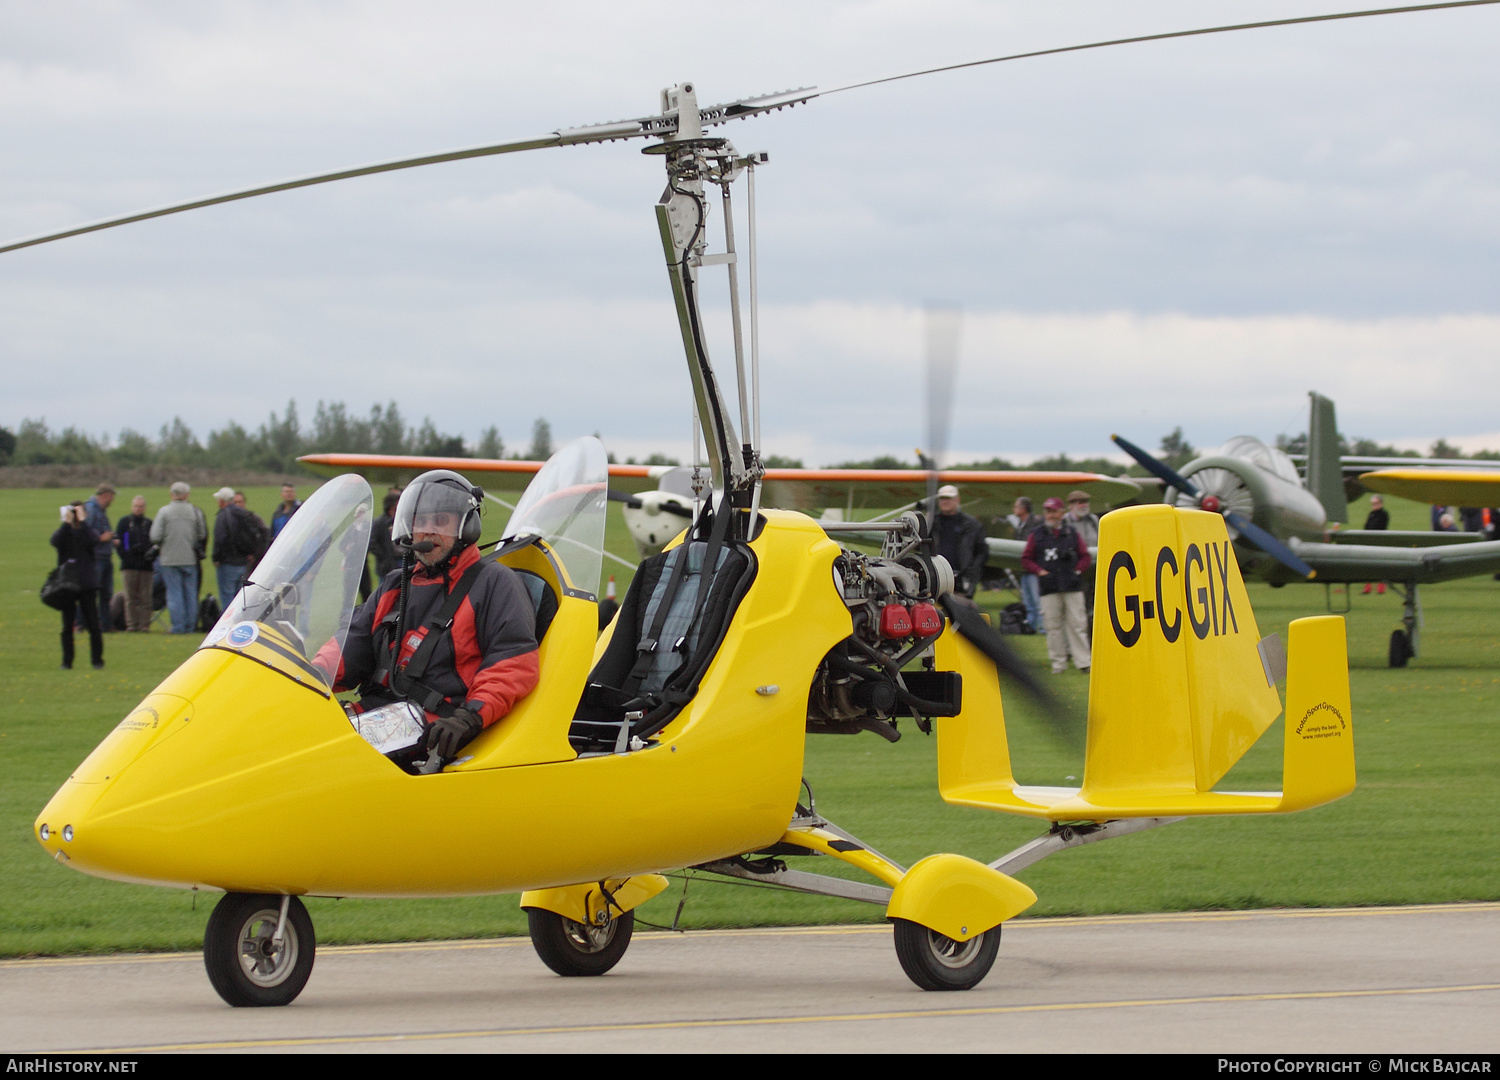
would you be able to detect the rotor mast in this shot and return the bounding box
[652,82,766,525]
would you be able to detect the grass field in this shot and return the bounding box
[2,482,1496,956]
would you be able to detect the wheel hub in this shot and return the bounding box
[927,929,983,969]
[238,911,298,986]
[563,917,617,954]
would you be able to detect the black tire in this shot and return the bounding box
[526,907,633,977]
[203,893,316,1007]
[892,918,1000,991]
[1389,629,1411,668]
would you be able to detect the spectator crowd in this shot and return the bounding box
[47,480,405,671]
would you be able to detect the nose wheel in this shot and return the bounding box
[203,892,316,1007]
[526,907,634,976]
[892,918,1000,991]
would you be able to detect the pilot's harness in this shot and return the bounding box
[618,499,732,729]
[371,556,485,718]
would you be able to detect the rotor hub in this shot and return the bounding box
[1200,494,1222,513]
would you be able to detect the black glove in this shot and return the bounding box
[424,707,483,761]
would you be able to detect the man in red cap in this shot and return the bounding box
[1021,496,1092,674]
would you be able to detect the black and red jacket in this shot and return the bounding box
[333,543,539,727]
[1021,522,1092,597]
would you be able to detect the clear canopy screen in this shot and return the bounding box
[202,474,374,691]
[502,436,608,598]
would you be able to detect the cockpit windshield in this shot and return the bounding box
[501,436,608,599]
[201,474,374,693]
[1220,436,1305,485]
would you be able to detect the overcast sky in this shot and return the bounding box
[2,0,1498,466]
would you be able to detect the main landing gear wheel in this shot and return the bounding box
[203,893,315,1007]
[892,918,1000,991]
[526,907,634,977]
[1389,629,1412,668]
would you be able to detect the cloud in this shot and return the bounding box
[8,288,1498,465]
[3,0,1500,463]
[754,304,1500,462]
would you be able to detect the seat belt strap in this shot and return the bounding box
[677,501,730,663]
[621,499,732,704]
[390,560,484,703]
[623,542,694,695]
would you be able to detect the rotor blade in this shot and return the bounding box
[939,594,1084,749]
[1111,434,1201,499]
[0,86,820,257]
[924,303,962,503]
[824,1,1500,98]
[0,132,574,255]
[1225,512,1318,580]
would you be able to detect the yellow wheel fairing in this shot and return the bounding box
[520,874,670,924]
[886,854,1036,941]
[36,511,852,898]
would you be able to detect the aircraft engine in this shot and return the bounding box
[806,544,958,742]
[1167,437,1327,544]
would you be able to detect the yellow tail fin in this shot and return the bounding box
[1083,504,1281,799]
[1279,615,1356,812]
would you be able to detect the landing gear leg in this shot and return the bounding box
[1390,583,1421,668]
[203,893,316,1007]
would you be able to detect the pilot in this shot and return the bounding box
[330,469,540,767]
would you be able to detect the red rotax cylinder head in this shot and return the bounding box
[879,603,914,639]
[909,602,942,637]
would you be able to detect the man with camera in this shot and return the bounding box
[51,502,104,668]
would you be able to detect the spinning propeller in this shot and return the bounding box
[921,304,962,506]
[940,594,1085,749]
[914,306,1083,743]
[1111,434,1317,580]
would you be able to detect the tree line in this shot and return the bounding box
[0,401,557,473]
[3,408,1493,474]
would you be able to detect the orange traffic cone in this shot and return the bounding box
[606,575,617,601]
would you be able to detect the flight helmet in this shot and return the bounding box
[391,469,485,557]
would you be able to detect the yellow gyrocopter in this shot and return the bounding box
[16,4,1451,1007]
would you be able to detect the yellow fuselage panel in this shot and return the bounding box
[36,512,852,897]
